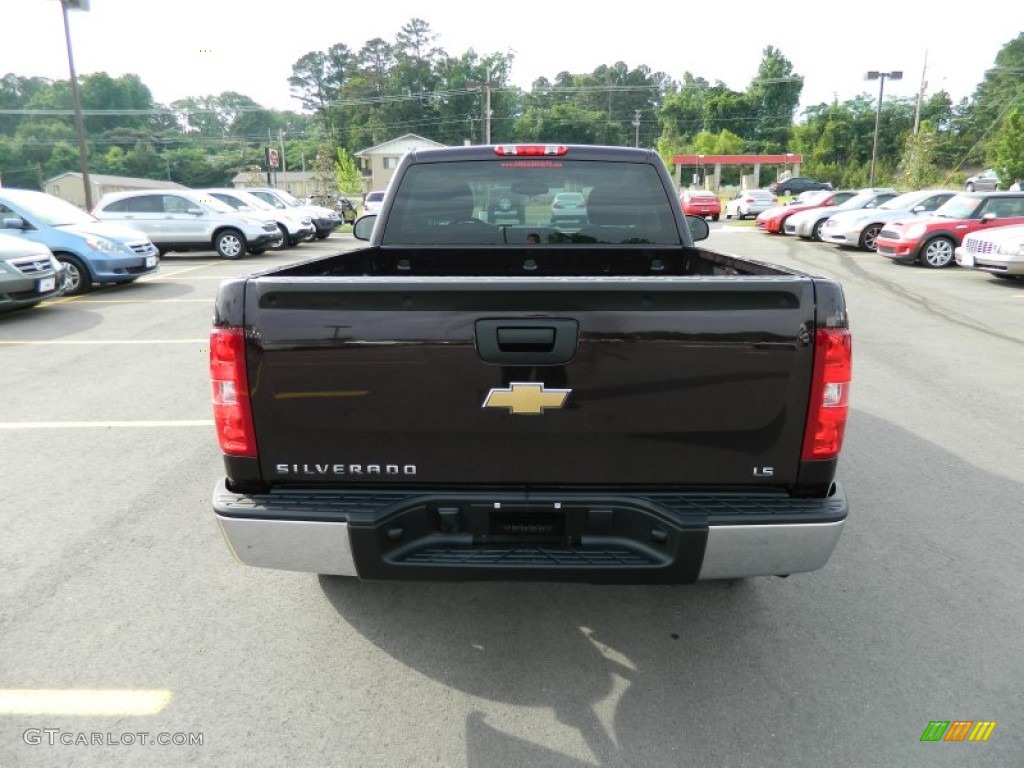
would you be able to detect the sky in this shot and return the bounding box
[6,1,1019,121]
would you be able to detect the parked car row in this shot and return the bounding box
[756,189,858,234]
[752,185,1024,277]
[92,187,343,260]
[0,182,347,310]
[0,188,160,299]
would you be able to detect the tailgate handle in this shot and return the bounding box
[476,319,578,365]
[498,327,555,350]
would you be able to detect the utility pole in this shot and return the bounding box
[484,83,492,145]
[60,0,92,209]
[268,129,276,186]
[865,70,903,186]
[914,51,928,136]
[468,72,497,145]
[632,110,641,148]
[279,130,287,175]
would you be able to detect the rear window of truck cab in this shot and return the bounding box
[381,160,683,246]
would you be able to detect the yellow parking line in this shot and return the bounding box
[0,420,213,429]
[42,293,85,307]
[36,261,222,306]
[0,339,205,345]
[0,689,172,716]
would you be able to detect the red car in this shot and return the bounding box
[875,191,1024,268]
[679,190,722,221]
[755,190,856,234]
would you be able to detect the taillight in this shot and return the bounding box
[210,327,257,457]
[494,145,568,156]
[801,328,852,460]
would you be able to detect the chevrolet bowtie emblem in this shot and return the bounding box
[483,382,572,415]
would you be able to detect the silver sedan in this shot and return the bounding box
[784,188,897,240]
[724,189,777,220]
[965,169,1000,192]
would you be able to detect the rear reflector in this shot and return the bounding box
[494,145,568,156]
[210,327,257,457]
[801,328,852,460]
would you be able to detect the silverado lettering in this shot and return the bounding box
[210,144,852,585]
[274,464,417,476]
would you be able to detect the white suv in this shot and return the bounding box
[241,188,342,240]
[363,190,386,215]
[92,190,283,259]
[200,188,315,248]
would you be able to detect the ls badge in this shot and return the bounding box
[483,382,572,415]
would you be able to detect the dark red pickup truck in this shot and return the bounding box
[209,144,851,584]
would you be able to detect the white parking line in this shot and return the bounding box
[137,262,221,281]
[65,299,213,304]
[0,689,172,716]
[0,339,205,345]
[0,420,213,429]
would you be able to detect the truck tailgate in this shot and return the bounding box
[245,276,816,488]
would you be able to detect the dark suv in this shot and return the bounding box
[769,177,833,196]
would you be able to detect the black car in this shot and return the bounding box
[769,177,833,196]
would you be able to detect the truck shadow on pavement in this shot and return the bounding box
[316,407,1024,767]
[319,572,767,767]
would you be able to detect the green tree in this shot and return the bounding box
[896,123,944,189]
[124,141,160,178]
[79,72,154,133]
[43,141,79,178]
[311,145,338,197]
[0,74,50,135]
[993,108,1024,184]
[0,137,43,188]
[335,147,361,193]
[658,74,711,143]
[964,32,1024,165]
[747,46,803,153]
[97,146,129,175]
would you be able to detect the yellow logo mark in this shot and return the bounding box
[483,382,571,415]
[968,721,997,742]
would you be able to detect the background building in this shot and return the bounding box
[45,173,187,209]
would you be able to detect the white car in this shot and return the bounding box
[93,189,282,259]
[724,189,777,220]
[200,188,315,248]
[784,188,898,240]
[820,189,958,250]
[363,190,386,215]
[955,223,1024,278]
[241,188,342,240]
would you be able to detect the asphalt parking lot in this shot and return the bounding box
[1,227,1022,767]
